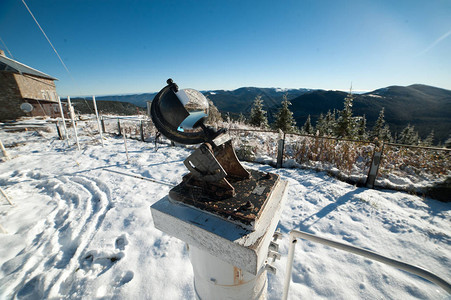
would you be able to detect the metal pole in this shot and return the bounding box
[92,96,104,147]
[67,96,81,151]
[282,232,297,300]
[123,128,130,163]
[57,96,69,141]
[282,230,451,299]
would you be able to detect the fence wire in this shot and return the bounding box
[377,143,451,189]
[284,134,374,177]
[86,118,450,198]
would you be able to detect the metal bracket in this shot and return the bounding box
[265,263,277,275]
[184,143,227,182]
[273,228,283,241]
[268,250,281,262]
[269,241,279,252]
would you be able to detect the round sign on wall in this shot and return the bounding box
[20,102,34,113]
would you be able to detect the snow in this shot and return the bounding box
[367,94,383,98]
[0,120,450,299]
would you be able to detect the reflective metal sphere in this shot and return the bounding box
[150,79,210,145]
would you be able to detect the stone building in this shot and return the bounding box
[0,49,61,121]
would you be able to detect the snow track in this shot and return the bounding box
[0,172,112,299]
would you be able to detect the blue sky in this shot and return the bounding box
[1,0,450,96]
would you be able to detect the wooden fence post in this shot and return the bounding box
[0,139,10,161]
[140,121,145,142]
[101,117,106,133]
[0,187,13,206]
[117,118,122,136]
[366,143,384,188]
[56,121,63,140]
[276,131,285,168]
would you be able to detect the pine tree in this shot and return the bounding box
[398,124,420,145]
[356,114,368,140]
[382,125,392,142]
[422,130,435,146]
[315,113,326,136]
[249,95,268,128]
[225,112,231,123]
[445,135,451,149]
[273,94,296,132]
[371,108,392,142]
[324,110,336,136]
[335,91,355,138]
[206,100,223,124]
[238,113,246,124]
[301,115,313,134]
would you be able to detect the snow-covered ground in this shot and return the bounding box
[0,121,450,299]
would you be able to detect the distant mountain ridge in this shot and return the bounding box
[89,87,310,110]
[86,84,451,143]
[203,87,311,122]
[93,93,157,107]
[289,84,451,143]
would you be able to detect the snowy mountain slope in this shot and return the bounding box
[0,124,449,299]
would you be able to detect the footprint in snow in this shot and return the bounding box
[81,250,124,275]
[16,275,44,300]
[114,270,134,286]
[115,234,128,251]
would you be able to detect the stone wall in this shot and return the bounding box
[0,72,24,121]
[0,72,58,121]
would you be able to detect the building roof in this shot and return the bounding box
[0,54,57,81]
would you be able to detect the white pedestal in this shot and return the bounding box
[151,180,288,299]
[190,245,268,300]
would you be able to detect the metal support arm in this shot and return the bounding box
[283,230,451,300]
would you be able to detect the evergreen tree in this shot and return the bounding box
[335,92,355,138]
[324,110,336,136]
[315,113,326,136]
[206,100,223,124]
[301,115,314,134]
[371,108,392,142]
[445,135,451,149]
[398,124,420,145]
[273,94,296,132]
[238,113,246,124]
[249,95,268,128]
[422,130,435,146]
[356,114,368,140]
[225,112,231,124]
[381,125,392,142]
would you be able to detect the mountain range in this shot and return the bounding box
[284,84,451,143]
[84,84,451,144]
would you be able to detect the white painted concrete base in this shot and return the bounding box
[151,179,288,299]
[190,245,267,300]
